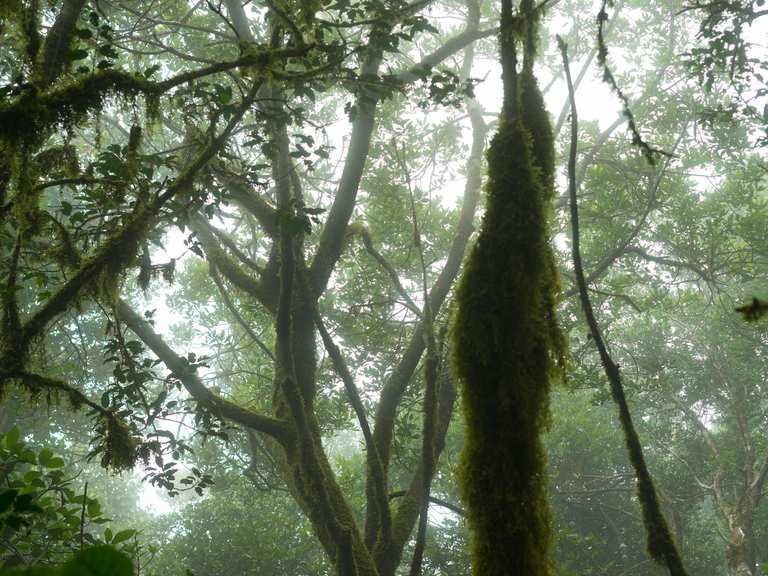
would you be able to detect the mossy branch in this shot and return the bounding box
[0,370,136,471]
[115,300,291,443]
[39,0,88,88]
[0,42,306,146]
[313,308,392,543]
[596,0,670,165]
[275,206,360,576]
[16,80,263,355]
[452,4,561,574]
[389,490,465,517]
[559,36,688,576]
[190,216,276,311]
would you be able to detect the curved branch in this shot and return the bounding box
[359,228,421,316]
[14,80,262,354]
[209,263,275,361]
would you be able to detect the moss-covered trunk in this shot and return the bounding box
[451,1,562,574]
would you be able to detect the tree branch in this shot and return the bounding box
[209,263,275,361]
[559,36,687,576]
[359,227,421,316]
[313,309,392,542]
[13,80,262,358]
[116,300,291,443]
[39,0,88,87]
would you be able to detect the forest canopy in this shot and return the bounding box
[0,0,767,575]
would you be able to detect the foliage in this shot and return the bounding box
[0,545,133,576]
[0,428,152,570]
[0,0,766,575]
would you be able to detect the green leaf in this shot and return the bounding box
[38,448,54,467]
[87,500,101,518]
[3,427,20,449]
[67,49,89,61]
[110,529,136,545]
[104,527,113,543]
[46,457,65,469]
[0,489,18,514]
[60,546,133,576]
[23,470,42,484]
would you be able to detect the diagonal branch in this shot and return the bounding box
[14,81,262,353]
[190,215,278,311]
[313,309,392,542]
[359,228,421,316]
[370,93,485,479]
[213,168,279,236]
[309,16,491,297]
[116,300,291,443]
[39,0,88,87]
[209,263,275,361]
[394,27,498,84]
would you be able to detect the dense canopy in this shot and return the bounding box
[0,0,767,575]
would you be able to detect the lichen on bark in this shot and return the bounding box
[451,1,563,574]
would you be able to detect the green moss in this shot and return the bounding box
[0,70,157,147]
[452,4,563,575]
[102,414,138,471]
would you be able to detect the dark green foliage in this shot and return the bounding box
[0,546,133,576]
[0,428,144,567]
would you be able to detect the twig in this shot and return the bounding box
[596,0,671,164]
[209,262,275,361]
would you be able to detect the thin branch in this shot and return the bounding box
[209,262,275,361]
[559,35,688,576]
[15,80,263,353]
[596,0,670,164]
[313,309,392,541]
[359,228,421,317]
[79,482,88,551]
[389,490,465,517]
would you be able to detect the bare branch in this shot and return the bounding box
[209,263,275,361]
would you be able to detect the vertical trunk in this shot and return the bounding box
[726,512,756,576]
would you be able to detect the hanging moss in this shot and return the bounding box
[101,413,138,471]
[0,70,156,147]
[452,2,563,575]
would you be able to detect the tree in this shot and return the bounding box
[0,0,488,573]
[1,0,764,575]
